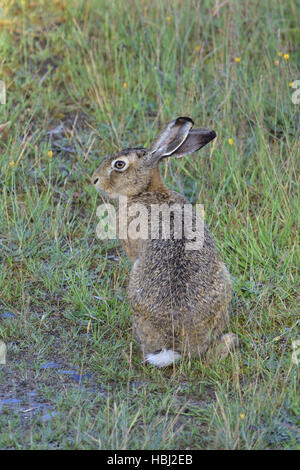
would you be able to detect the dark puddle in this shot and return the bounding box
[0,312,17,320]
[1,361,94,423]
[58,370,92,384]
[40,362,93,384]
[40,362,61,369]
[0,391,56,422]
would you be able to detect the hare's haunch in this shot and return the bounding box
[93,117,238,367]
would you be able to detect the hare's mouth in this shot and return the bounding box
[94,183,121,200]
[106,192,121,200]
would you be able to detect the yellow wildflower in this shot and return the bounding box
[240,413,245,420]
[228,138,234,145]
[195,45,201,51]
[166,16,172,22]
[289,82,294,87]
[48,150,53,158]
[234,57,241,63]
[277,51,283,57]
[9,160,15,166]
[283,53,290,61]
[274,60,279,66]
[123,81,128,89]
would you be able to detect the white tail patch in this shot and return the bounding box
[146,349,181,368]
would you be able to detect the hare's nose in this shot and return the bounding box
[93,177,99,185]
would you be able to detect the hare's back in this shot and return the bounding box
[137,228,226,306]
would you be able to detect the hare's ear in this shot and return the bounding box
[145,117,194,166]
[168,127,216,159]
[145,117,216,166]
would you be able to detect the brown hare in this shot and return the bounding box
[93,117,238,367]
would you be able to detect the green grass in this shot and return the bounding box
[0,0,299,449]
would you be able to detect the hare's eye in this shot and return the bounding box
[115,160,125,169]
[112,159,127,171]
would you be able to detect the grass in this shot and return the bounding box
[0,0,299,450]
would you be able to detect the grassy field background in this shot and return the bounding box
[0,0,299,449]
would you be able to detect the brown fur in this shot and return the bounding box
[92,118,238,364]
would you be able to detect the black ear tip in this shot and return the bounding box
[210,130,217,139]
[176,116,194,125]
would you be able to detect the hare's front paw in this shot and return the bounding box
[217,333,239,359]
[146,349,181,368]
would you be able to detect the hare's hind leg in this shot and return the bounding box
[146,349,181,368]
[216,332,239,359]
